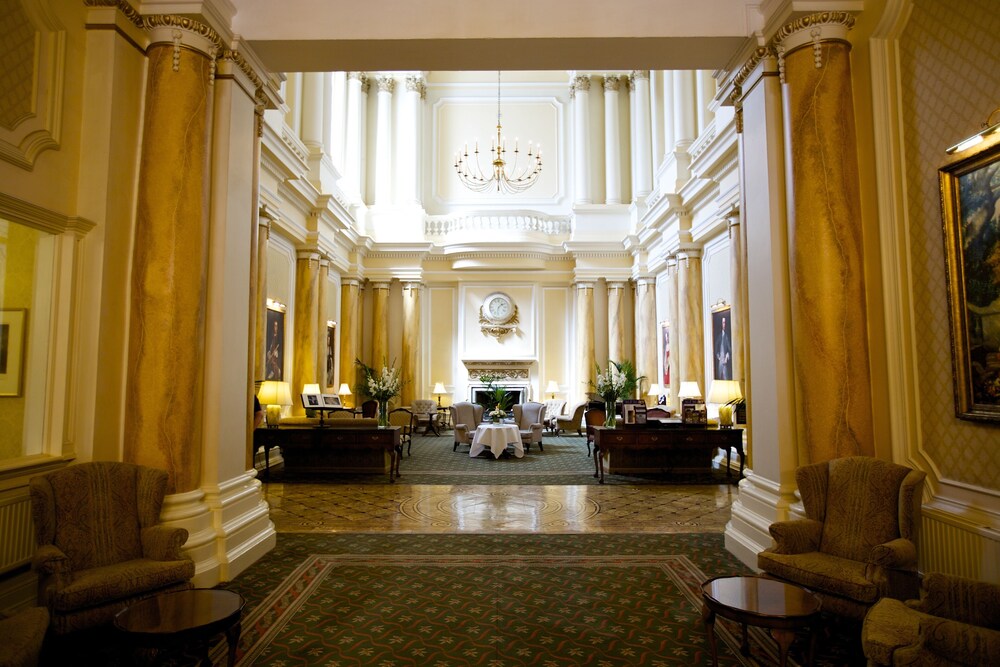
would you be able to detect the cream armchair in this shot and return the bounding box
[412,398,440,435]
[513,402,546,452]
[554,402,587,436]
[30,462,195,634]
[542,399,566,434]
[451,401,483,452]
[757,456,925,620]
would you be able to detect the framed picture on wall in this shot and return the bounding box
[326,323,336,389]
[265,305,285,381]
[0,309,27,397]
[711,306,732,381]
[940,135,1000,422]
[660,322,670,388]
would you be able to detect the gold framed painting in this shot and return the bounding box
[0,309,27,397]
[940,134,1000,422]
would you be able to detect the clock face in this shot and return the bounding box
[484,293,514,323]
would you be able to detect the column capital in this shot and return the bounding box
[404,75,427,99]
[677,248,703,263]
[635,277,656,287]
[375,75,396,93]
[607,281,627,291]
[143,14,222,59]
[342,278,362,288]
[347,71,367,81]
[570,74,591,98]
[602,74,622,92]
[630,70,649,82]
[773,11,855,76]
[296,249,320,263]
[575,281,595,290]
[725,204,741,227]
[371,281,391,290]
[402,281,425,291]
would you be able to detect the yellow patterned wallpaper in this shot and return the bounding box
[899,0,1000,489]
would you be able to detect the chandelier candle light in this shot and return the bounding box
[454,71,543,194]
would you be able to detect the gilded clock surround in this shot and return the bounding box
[479,292,519,341]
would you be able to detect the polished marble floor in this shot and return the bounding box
[262,482,736,534]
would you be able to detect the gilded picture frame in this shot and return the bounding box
[940,134,1000,422]
[0,309,27,397]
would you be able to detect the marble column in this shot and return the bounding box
[339,279,361,407]
[292,251,320,413]
[253,213,270,383]
[727,209,745,386]
[649,70,664,170]
[664,256,680,410]
[401,282,422,405]
[696,70,716,134]
[571,74,592,205]
[777,13,873,462]
[330,72,347,170]
[662,71,675,157]
[374,75,395,205]
[371,281,390,368]
[634,278,657,401]
[123,20,215,492]
[399,75,425,205]
[344,73,369,203]
[603,75,622,205]
[677,248,704,395]
[300,72,326,151]
[607,282,626,362]
[672,70,697,153]
[316,259,329,389]
[631,71,653,199]
[575,283,596,404]
[284,72,302,136]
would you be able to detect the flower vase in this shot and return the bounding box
[604,400,617,428]
[377,399,390,428]
[491,415,500,424]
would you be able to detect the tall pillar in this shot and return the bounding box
[400,75,425,205]
[603,75,622,204]
[631,71,653,199]
[344,73,369,203]
[284,72,302,136]
[339,279,361,407]
[607,282,626,362]
[253,214,270,382]
[676,248,704,394]
[292,251,320,413]
[371,281,390,367]
[662,71,675,157]
[330,72,347,170]
[316,259,329,389]
[373,75,395,205]
[634,278,657,401]
[575,282,596,404]
[727,209,745,385]
[300,72,326,150]
[650,71,664,169]
[571,74,592,205]
[672,70,697,152]
[664,256,680,410]
[696,70,716,134]
[401,282,422,405]
[124,20,215,492]
[777,13,873,462]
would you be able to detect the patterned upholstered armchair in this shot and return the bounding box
[862,572,1000,666]
[542,399,566,434]
[451,401,483,451]
[29,462,195,634]
[513,402,546,452]
[757,456,925,620]
[412,398,440,435]
[554,402,587,436]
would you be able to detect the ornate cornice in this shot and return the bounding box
[142,14,223,50]
[222,49,265,94]
[771,11,856,45]
[84,0,143,28]
[731,46,771,91]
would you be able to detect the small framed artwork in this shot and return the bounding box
[321,394,342,408]
[660,322,670,387]
[301,393,321,409]
[623,404,636,424]
[265,304,285,381]
[0,309,27,396]
[326,323,336,389]
[940,134,1000,421]
[634,403,647,425]
[711,305,732,381]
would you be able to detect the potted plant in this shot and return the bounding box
[479,374,514,423]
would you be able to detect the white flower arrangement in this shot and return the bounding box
[595,363,627,403]
[488,407,507,420]
[365,365,402,402]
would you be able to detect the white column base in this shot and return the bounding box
[724,469,802,570]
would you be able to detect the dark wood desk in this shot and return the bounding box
[592,425,744,484]
[253,426,401,482]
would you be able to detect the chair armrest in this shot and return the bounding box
[141,525,190,561]
[455,424,471,439]
[768,519,823,554]
[909,572,1000,626]
[917,616,1000,664]
[33,544,68,574]
[869,537,917,568]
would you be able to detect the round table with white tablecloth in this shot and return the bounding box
[469,424,524,459]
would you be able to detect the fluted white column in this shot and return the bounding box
[300,72,326,151]
[662,71,675,156]
[374,75,395,205]
[607,282,626,362]
[650,71,664,169]
[603,74,622,205]
[330,72,348,172]
[631,70,652,199]
[672,70,697,152]
[572,74,592,205]
[284,72,303,136]
[345,72,368,203]
[399,74,425,205]
[696,70,716,135]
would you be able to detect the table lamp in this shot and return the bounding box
[545,380,559,400]
[708,380,743,428]
[647,383,661,404]
[303,383,321,395]
[338,382,352,407]
[258,380,292,428]
[433,382,446,407]
[678,381,702,400]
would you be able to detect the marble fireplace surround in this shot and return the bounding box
[463,359,535,404]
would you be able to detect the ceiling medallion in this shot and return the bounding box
[479,292,519,341]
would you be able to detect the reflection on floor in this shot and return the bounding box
[262,482,736,534]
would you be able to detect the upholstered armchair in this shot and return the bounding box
[451,401,483,451]
[862,572,1000,666]
[513,402,546,452]
[542,399,566,433]
[412,398,440,435]
[757,456,926,620]
[554,402,587,436]
[29,462,195,634]
[0,606,48,666]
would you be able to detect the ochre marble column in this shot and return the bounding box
[339,279,361,407]
[634,278,657,402]
[727,210,745,386]
[401,282,422,405]
[777,12,873,461]
[575,282,596,403]
[607,282,626,363]
[677,249,705,395]
[292,251,320,413]
[316,259,329,389]
[254,215,271,382]
[664,256,680,410]
[371,281,390,367]
[124,20,216,493]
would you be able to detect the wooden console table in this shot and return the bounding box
[592,425,744,484]
[253,426,401,482]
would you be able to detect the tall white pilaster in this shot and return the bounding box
[374,75,395,206]
[696,70,716,135]
[672,70,697,152]
[662,71,675,155]
[603,74,622,205]
[300,72,326,151]
[330,72,348,172]
[572,74,592,205]
[631,70,652,199]
[285,72,303,136]
[399,74,425,205]
[650,71,664,172]
[345,72,368,204]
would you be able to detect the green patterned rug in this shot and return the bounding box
[220,533,861,666]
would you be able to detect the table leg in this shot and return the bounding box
[593,446,600,479]
[741,622,750,656]
[726,446,732,478]
[389,447,397,483]
[225,621,242,667]
[771,628,795,667]
[701,604,718,667]
[264,445,270,480]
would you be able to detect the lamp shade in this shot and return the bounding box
[433,382,446,395]
[707,380,742,404]
[545,380,560,394]
[647,383,662,397]
[258,380,292,406]
[338,383,352,396]
[302,383,321,395]
[677,381,702,399]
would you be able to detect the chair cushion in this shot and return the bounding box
[757,549,878,604]
[862,598,924,666]
[0,607,49,667]
[51,558,195,613]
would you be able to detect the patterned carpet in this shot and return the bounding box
[266,431,740,486]
[218,533,862,666]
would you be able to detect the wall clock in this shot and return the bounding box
[479,292,519,341]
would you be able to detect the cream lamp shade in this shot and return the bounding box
[302,383,321,395]
[707,380,742,404]
[433,382,446,395]
[338,383,352,396]
[258,380,292,428]
[677,381,702,399]
[545,380,559,398]
[647,383,662,397]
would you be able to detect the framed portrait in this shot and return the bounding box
[321,394,342,408]
[301,393,321,409]
[0,309,27,397]
[660,322,670,387]
[940,135,1000,421]
[711,306,733,381]
[326,323,336,389]
[265,305,285,381]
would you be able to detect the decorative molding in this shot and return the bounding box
[731,46,771,91]
[770,11,856,45]
[375,76,395,93]
[83,0,143,28]
[425,214,571,237]
[0,192,96,237]
[602,75,622,92]
[463,359,534,381]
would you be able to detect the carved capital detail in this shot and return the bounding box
[602,75,622,92]
[375,76,396,93]
[404,75,427,99]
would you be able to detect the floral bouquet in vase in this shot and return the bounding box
[594,359,643,428]
[356,359,403,427]
[481,374,513,423]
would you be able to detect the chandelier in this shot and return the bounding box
[454,71,543,194]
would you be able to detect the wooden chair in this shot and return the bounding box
[583,408,606,457]
[360,399,378,418]
[389,407,415,456]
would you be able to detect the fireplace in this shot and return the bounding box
[462,359,535,407]
[470,385,526,407]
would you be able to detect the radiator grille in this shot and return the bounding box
[921,513,1000,582]
[0,495,34,575]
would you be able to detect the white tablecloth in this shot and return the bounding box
[470,424,524,459]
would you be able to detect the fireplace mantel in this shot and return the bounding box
[462,359,535,382]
